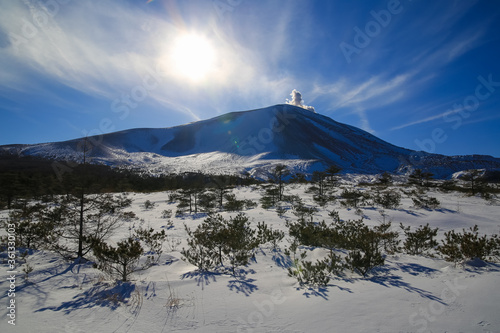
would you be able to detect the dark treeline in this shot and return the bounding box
[0,154,259,209]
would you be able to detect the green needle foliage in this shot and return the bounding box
[438,225,500,265]
[91,227,167,282]
[400,223,438,256]
[93,237,143,282]
[182,213,277,274]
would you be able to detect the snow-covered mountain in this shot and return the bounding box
[2,104,500,178]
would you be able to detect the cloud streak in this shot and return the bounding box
[390,108,463,131]
[310,73,411,132]
[0,0,304,123]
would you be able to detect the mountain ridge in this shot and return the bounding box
[2,104,500,178]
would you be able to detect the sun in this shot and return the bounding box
[170,33,216,82]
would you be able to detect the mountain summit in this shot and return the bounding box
[2,104,500,178]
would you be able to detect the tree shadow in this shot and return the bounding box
[464,260,500,273]
[301,286,329,300]
[161,224,175,230]
[180,270,219,290]
[332,283,354,293]
[227,277,258,296]
[227,267,258,296]
[398,209,424,217]
[395,262,440,276]
[368,274,444,303]
[14,280,50,310]
[190,212,209,220]
[163,254,179,266]
[181,267,259,296]
[175,212,209,220]
[35,281,136,314]
[272,251,293,269]
[434,208,457,214]
[0,258,82,307]
[293,274,354,299]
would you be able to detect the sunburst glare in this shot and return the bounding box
[169,33,216,82]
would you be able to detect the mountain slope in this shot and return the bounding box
[2,104,500,178]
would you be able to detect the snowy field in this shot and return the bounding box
[1,182,499,333]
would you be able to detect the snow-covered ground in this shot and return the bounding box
[1,182,499,333]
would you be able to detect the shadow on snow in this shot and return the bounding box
[35,281,136,314]
[181,267,258,296]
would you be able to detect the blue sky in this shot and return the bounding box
[1,0,499,157]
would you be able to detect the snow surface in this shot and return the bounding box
[1,180,499,333]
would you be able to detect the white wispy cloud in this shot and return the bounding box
[1,2,162,97]
[447,30,485,61]
[390,108,462,131]
[308,1,487,134]
[0,0,303,123]
[0,0,492,138]
[310,73,412,132]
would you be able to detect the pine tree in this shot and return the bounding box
[46,191,131,260]
[461,169,483,195]
[92,227,166,282]
[270,164,289,202]
[409,169,434,187]
[93,237,143,282]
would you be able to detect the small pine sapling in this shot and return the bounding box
[345,229,385,277]
[92,227,167,282]
[438,225,500,265]
[400,223,438,256]
[144,200,155,210]
[92,237,144,282]
[256,221,285,251]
